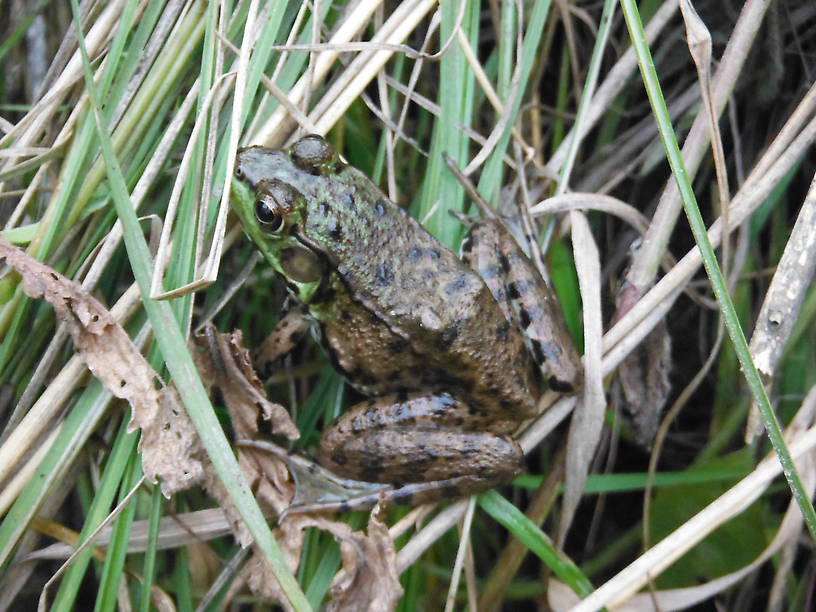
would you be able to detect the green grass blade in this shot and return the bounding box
[478,490,594,597]
[69,2,311,609]
[51,423,138,612]
[93,451,142,612]
[138,484,164,612]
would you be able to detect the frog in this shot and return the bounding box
[230,134,581,511]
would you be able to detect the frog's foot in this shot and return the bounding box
[252,304,310,376]
[236,439,390,516]
[285,473,513,515]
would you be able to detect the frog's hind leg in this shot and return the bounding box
[462,219,582,392]
[318,393,522,490]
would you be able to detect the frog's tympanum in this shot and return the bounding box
[231,135,581,510]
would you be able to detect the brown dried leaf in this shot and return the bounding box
[325,505,403,612]
[191,324,299,440]
[239,505,402,610]
[191,324,299,544]
[0,238,204,495]
[616,320,672,447]
[240,515,310,611]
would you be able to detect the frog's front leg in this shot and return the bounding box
[252,304,310,377]
[318,393,523,495]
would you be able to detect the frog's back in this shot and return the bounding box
[307,168,540,420]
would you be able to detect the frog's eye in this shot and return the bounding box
[255,196,283,231]
[291,135,335,175]
[254,179,298,232]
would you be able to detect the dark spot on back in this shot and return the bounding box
[341,193,355,210]
[498,253,510,272]
[445,275,470,295]
[388,339,409,354]
[530,339,547,365]
[374,199,386,217]
[408,247,423,261]
[435,323,460,350]
[318,201,330,216]
[327,219,343,241]
[519,308,531,328]
[429,249,440,259]
[375,262,394,286]
[341,309,351,321]
[496,321,510,342]
[507,282,521,300]
[360,463,385,482]
[548,376,574,393]
[331,451,348,466]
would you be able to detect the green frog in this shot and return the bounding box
[231,135,581,511]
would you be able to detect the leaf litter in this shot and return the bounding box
[0,237,203,495]
[1,238,402,610]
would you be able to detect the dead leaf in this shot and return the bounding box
[189,324,301,545]
[239,504,402,611]
[239,516,310,611]
[0,237,203,495]
[192,324,298,513]
[326,504,403,612]
[191,324,299,441]
[616,320,672,447]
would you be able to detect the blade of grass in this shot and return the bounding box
[619,0,816,542]
[476,0,551,203]
[418,0,477,248]
[478,490,593,598]
[69,2,311,609]
[50,422,138,611]
[93,450,142,612]
[138,484,163,612]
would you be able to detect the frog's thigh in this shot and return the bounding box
[319,395,522,485]
[320,427,522,485]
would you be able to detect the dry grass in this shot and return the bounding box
[1,1,815,610]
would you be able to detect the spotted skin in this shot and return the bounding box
[461,220,582,392]
[231,135,580,510]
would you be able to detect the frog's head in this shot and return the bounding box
[232,135,345,303]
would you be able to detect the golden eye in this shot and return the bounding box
[254,196,283,231]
